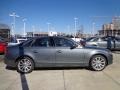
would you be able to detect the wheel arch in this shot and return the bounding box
[15,55,35,66]
[89,54,108,65]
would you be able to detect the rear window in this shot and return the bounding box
[32,37,52,47]
[21,39,33,47]
[90,38,99,42]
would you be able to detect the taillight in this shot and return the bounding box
[3,43,7,54]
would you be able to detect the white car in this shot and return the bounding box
[8,39,27,46]
[71,38,83,43]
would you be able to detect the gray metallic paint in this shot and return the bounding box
[4,37,113,68]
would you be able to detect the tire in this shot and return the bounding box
[90,55,107,71]
[16,57,34,74]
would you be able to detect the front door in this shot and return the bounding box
[53,37,84,66]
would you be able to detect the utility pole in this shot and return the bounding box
[11,23,14,37]
[22,18,27,37]
[9,12,19,36]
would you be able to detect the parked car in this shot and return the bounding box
[8,38,27,46]
[0,39,7,54]
[4,36,113,73]
[86,36,120,50]
[85,37,96,42]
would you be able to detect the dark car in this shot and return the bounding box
[86,36,120,50]
[4,36,113,73]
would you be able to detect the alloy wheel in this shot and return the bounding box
[17,57,34,73]
[91,55,106,71]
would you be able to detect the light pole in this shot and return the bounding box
[67,25,70,35]
[47,23,51,36]
[9,12,19,36]
[32,25,35,37]
[22,18,27,37]
[74,17,78,38]
[92,22,95,36]
[11,23,14,37]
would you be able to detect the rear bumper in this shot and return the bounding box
[4,56,16,67]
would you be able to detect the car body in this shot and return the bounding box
[85,37,96,42]
[8,38,27,46]
[4,36,113,73]
[86,36,120,50]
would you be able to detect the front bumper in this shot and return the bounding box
[107,53,113,65]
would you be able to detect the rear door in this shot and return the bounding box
[97,37,107,48]
[30,37,55,66]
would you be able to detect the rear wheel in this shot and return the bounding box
[90,55,107,71]
[17,57,34,73]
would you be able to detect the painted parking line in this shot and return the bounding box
[20,74,29,90]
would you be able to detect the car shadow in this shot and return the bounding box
[6,66,90,71]
[5,66,16,71]
[112,50,120,54]
[0,53,4,55]
[34,67,90,71]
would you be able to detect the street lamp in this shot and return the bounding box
[9,12,19,36]
[22,18,27,37]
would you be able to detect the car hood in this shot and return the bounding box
[76,44,109,51]
[84,45,109,51]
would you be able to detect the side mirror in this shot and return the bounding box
[70,44,77,49]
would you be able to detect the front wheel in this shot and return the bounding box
[90,55,107,71]
[17,57,34,73]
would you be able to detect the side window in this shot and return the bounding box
[54,38,74,47]
[22,40,33,47]
[91,38,99,42]
[32,37,52,47]
[101,37,107,41]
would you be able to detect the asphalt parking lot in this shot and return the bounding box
[0,52,120,90]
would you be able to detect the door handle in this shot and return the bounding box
[33,50,38,53]
[57,50,62,53]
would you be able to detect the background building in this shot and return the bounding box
[0,24,10,41]
[99,17,120,36]
[27,32,48,37]
[27,31,59,37]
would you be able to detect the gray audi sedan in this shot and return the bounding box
[4,36,113,73]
